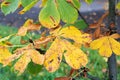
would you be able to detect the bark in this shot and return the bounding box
[108,0,117,80]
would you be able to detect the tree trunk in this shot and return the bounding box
[108,0,117,80]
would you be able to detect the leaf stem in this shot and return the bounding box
[72,70,83,78]
[6,44,27,48]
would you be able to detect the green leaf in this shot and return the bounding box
[21,0,33,7]
[27,62,43,74]
[9,36,21,45]
[84,0,93,4]
[19,0,39,14]
[0,25,17,37]
[71,0,81,9]
[57,0,78,23]
[1,0,19,15]
[64,20,88,30]
[73,20,88,30]
[39,0,60,28]
[116,2,120,10]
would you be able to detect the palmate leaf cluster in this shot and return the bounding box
[1,0,120,79]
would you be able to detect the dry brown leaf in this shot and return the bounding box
[89,23,98,28]
[17,19,41,36]
[2,44,33,66]
[93,27,101,39]
[54,77,71,80]
[33,36,54,49]
[110,33,120,39]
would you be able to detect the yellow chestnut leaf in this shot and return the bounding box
[14,49,44,74]
[98,37,112,57]
[44,37,88,72]
[0,46,12,64]
[61,39,88,69]
[59,26,91,47]
[2,44,33,66]
[30,49,45,65]
[2,44,44,74]
[14,52,31,74]
[90,37,107,49]
[90,36,120,57]
[109,37,120,55]
[44,38,64,72]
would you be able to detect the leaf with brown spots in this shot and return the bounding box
[39,0,60,28]
[2,44,44,74]
[14,49,44,74]
[44,38,64,72]
[14,52,31,74]
[2,44,33,66]
[44,37,88,72]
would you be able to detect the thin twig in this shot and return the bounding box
[72,70,83,78]
[77,10,89,27]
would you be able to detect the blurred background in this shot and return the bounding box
[0,0,108,27]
